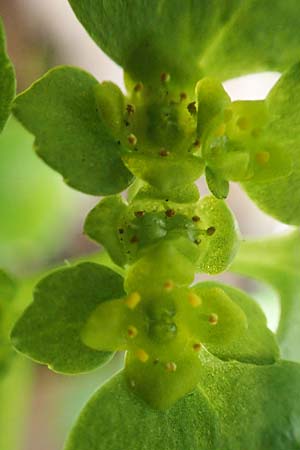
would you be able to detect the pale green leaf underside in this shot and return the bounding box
[194,282,279,364]
[0,18,15,132]
[11,262,125,373]
[68,0,300,88]
[243,63,300,225]
[13,66,133,195]
[231,231,300,363]
[65,359,300,450]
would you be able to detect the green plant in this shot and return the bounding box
[2,2,300,449]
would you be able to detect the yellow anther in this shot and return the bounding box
[237,116,249,130]
[128,133,137,146]
[214,123,226,137]
[165,361,177,372]
[125,292,141,309]
[209,313,219,325]
[224,108,233,123]
[127,325,138,338]
[188,293,202,308]
[163,280,174,292]
[193,342,202,352]
[136,349,149,363]
[256,151,270,165]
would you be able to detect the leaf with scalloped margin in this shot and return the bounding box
[0,18,15,132]
[11,262,125,373]
[13,66,133,195]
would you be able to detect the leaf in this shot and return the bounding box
[13,66,133,195]
[84,195,128,267]
[243,63,300,225]
[11,262,125,373]
[0,18,15,132]
[193,282,279,364]
[0,269,16,304]
[68,1,300,89]
[195,196,239,274]
[200,357,300,450]
[231,230,300,362]
[205,167,229,199]
[64,370,220,450]
[65,359,300,450]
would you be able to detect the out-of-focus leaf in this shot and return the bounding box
[231,231,300,362]
[0,18,15,132]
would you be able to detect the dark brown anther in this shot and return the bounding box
[193,139,201,148]
[165,209,176,218]
[194,239,201,245]
[126,104,135,115]
[128,133,137,145]
[192,215,201,222]
[160,72,170,83]
[180,92,187,101]
[134,210,145,218]
[153,359,160,365]
[187,101,197,115]
[206,226,216,236]
[134,82,143,92]
[159,148,170,157]
[118,228,124,234]
[124,120,130,127]
[130,235,139,243]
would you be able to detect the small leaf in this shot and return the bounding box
[11,262,125,373]
[231,230,300,362]
[0,18,15,132]
[64,371,220,450]
[0,269,16,304]
[193,282,279,364]
[68,1,300,89]
[243,63,300,225]
[84,195,128,267]
[195,196,239,274]
[205,166,229,199]
[13,66,133,195]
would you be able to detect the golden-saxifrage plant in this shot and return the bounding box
[1,2,300,449]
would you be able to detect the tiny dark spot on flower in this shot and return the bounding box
[130,235,139,243]
[134,210,145,218]
[165,209,176,218]
[187,101,197,115]
[118,228,124,234]
[192,215,201,222]
[159,148,170,157]
[206,226,216,236]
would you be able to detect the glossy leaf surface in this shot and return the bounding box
[11,263,125,373]
[13,66,133,195]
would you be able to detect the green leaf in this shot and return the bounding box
[68,1,300,89]
[0,18,15,132]
[231,231,300,362]
[64,370,220,450]
[200,358,300,450]
[205,167,229,199]
[65,359,300,450]
[84,195,128,267]
[11,262,125,373]
[0,269,16,304]
[13,66,133,195]
[243,63,300,225]
[193,282,279,364]
[195,196,239,274]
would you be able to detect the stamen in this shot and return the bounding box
[136,348,149,363]
[160,72,171,83]
[165,361,177,372]
[256,151,270,165]
[193,343,202,352]
[188,293,202,307]
[237,116,249,130]
[128,134,137,146]
[192,215,201,222]
[125,292,141,309]
[209,313,218,325]
[127,325,138,338]
[163,280,174,292]
[206,226,216,236]
[134,210,145,218]
[165,209,175,217]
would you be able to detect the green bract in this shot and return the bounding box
[11,263,125,373]
[0,270,17,373]
[13,67,133,195]
[0,18,15,132]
